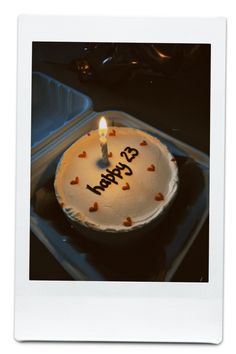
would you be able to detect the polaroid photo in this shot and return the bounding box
[14,16,226,343]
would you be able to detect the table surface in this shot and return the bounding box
[30,43,210,281]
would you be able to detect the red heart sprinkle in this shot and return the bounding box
[123,217,132,227]
[70,176,79,185]
[109,129,116,136]
[89,202,98,212]
[78,151,87,158]
[155,192,164,201]
[147,164,155,171]
[122,182,130,191]
[140,140,148,146]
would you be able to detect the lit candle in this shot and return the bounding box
[99,117,109,166]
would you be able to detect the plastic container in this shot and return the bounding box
[31,72,209,281]
[31,72,92,154]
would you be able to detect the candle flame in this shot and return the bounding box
[99,117,108,138]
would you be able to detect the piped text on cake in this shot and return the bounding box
[86,146,139,195]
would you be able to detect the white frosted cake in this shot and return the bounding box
[54,127,178,235]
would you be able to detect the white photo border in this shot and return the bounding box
[15,16,226,343]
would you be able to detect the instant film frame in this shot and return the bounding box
[15,16,226,343]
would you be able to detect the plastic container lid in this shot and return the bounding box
[31,72,93,150]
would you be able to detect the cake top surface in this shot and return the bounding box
[54,127,178,232]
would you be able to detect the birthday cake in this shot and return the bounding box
[54,126,178,236]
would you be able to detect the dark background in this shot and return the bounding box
[30,42,210,281]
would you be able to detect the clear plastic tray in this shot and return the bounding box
[31,109,209,281]
[31,72,93,154]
